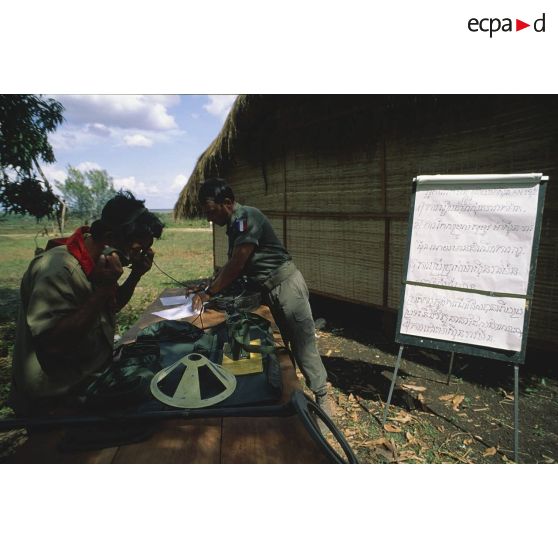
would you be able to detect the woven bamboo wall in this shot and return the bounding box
[210,95,558,348]
[284,144,383,213]
[384,98,558,213]
[286,217,385,304]
[388,220,408,308]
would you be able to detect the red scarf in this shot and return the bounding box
[64,226,118,310]
[66,226,95,276]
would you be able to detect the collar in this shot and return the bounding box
[227,203,243,231]
[66,226,95,276]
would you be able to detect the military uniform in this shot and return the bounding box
[10,246,115,414]
[227,203,328,396]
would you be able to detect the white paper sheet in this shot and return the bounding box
[400,285,525,352]
[152,294,200,320]
[408,184,539,295]
[160,295,189,306]
[401,176,540,351]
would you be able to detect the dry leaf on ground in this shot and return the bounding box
[397,450,421,462]
[356,437,388,448]
[439,394,455,401]
[483,447,498,457]
[400,384,426,392]
[384,424,402,433]
[405,432,418,444]
[391,411,414,424]
[452,395,465,411]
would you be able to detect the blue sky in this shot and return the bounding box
[44,95,237,209]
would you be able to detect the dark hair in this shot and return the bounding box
[198,177,235,205]
[90,190,164,242]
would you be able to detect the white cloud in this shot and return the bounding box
[76,161,102,172]
[49,130,82,152]
[86,123,111,137]
[114,176,160,197]
[203,95,237,121]
[54,95,179,131]
[124,134,154,147]
[43,165,67,185]
[171,174,188,192]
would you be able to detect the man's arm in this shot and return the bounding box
[194,243,255,308]
[115,248,154,311]
[209,243,255,293]
[37,254,122,354]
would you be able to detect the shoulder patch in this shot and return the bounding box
[234,217,248,232]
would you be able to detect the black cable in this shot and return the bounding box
[151,259,191,288]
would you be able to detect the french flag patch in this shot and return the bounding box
[235,217,248,232]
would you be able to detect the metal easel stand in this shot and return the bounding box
[381,345,404,426]
[514,364,520,464]
[382,348,521,464]
[446,352,455,385]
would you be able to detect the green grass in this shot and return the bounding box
[0,213,213,414]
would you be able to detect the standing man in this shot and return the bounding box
[10,191,164,415]
[195,177,335,416]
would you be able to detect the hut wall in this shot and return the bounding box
[211,96,558,348]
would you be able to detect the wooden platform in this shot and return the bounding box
[7,288,330,464]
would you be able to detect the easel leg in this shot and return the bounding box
[382,345,404,426]
[514,364,520,464]
[446,352,455,385]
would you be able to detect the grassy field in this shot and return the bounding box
[0,213,213,417]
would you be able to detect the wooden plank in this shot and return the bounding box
[6,430,118,464]
[219,326,331,463]
[112,418,222,464]
[221,416,329,464]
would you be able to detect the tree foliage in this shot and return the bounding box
[56,166,117,221]
[0,94,64,219]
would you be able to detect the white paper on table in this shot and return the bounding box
[152,295,201,320]
[160,295,189,306]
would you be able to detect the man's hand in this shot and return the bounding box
[130,248,154,277]
[192,290,210,312]
[90,253,123,287]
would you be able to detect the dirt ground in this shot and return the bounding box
[308,295,558,464]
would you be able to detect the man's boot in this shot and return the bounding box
[315,392,336,419]
[314,391,338,436]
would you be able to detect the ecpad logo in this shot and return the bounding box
[468,13,546,37]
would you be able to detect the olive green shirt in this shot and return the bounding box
[226,203,291,283]
[11,246,115,411]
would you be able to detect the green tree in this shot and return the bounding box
[56,167,93,219]
[0,95,65,222]
[57,166,117,221]
[86,168,117,218]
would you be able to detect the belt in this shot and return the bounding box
[261,260,297,292]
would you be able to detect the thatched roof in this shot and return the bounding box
[174,95,259,218]
[174,94,558,218]
[174,94,426,218]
